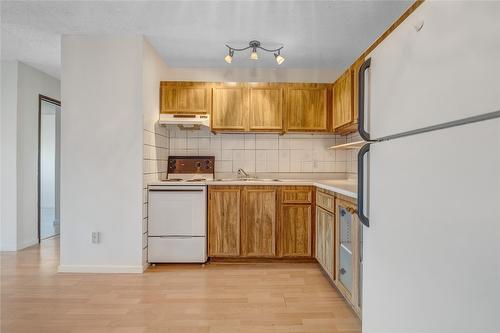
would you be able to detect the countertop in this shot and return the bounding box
[149,178,357,199]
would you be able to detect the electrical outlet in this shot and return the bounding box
[92,232,100,244]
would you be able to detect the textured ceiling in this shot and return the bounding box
[1,1,411,79]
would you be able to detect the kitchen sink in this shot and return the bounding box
[214,178,282,182]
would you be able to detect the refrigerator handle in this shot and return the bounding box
[358,58,372,142]
[357,143,370,227]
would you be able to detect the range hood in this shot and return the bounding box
[159,114,210,129]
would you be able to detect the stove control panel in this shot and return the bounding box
[167,156,215,175]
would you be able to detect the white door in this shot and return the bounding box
[148,186,206,237]
[363,117,500,333]
[366,1,500,139]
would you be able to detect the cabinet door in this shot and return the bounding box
[177,86,210,113]
[316,206,335,279]
[212,86,248,131]
[286,85,329,131]
[316,206,325,265]
[160,83,210,114]
[248,86,283,131]
[241,188,277,257]
[332,69,354,130]
[208,188,241,256]
[281,205,312,257]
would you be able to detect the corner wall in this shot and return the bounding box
[17,62,61,249]
[142,40,170,268]
[0,60,60,251]
[1,61,19,251]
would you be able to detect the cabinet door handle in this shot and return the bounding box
[340,268,347,275]
[357,144,370,227]
[346,207,357,214]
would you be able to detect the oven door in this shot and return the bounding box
[148,185,206,237]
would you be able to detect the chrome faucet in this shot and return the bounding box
[237,168,250,179]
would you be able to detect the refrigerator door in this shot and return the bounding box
[365,1,500,140]
[363,117,500,333]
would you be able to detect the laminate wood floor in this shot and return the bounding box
[1,237,361,333]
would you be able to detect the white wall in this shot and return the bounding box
[59,36,144,272]
[0,60,60,251]
[1,61,19,251]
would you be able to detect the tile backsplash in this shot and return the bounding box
[142,123,169,264]
[167,126,350,175]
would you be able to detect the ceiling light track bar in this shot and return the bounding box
[224,40,285,65]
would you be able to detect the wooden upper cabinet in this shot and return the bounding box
[208,187,241,257]
[248,85,283,132]
[286,85,329,132]
[241,187,277,257]
[211,85,248,131]
[160,82,210,114]
[332,69,354,130]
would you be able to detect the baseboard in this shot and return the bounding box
[19,238,39,250]
[58,265,144,274]
[0,242,18,251]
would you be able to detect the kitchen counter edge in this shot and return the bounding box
[148,179,357,199]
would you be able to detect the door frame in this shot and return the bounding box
[38,94,61,242]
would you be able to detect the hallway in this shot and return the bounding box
[1,238,361,333]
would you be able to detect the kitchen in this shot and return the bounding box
[1,1,499,332]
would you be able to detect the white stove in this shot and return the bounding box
[147,156,214,263]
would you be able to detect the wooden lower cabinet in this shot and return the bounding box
[316,189,361,318]
[316,206,335,279]
[208,186,314,259]
[208,187,241,257]
[335,197,362,317]
[241,187,277,257]
[280,205,312,257]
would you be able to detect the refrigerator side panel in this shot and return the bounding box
[363,118,500,333]
[367,1,500,139]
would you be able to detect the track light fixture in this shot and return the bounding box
[225,40,285,65]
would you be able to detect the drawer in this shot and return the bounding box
[148,237,207,263]
[282,188,312,204]
[317,191,335,213]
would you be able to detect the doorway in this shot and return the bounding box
[38,95,61,241]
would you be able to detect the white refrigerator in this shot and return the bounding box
[358,2,500,333]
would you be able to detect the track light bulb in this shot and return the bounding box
[250,48,258,60]
[275,53,285,65]
[224,49,233,64]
